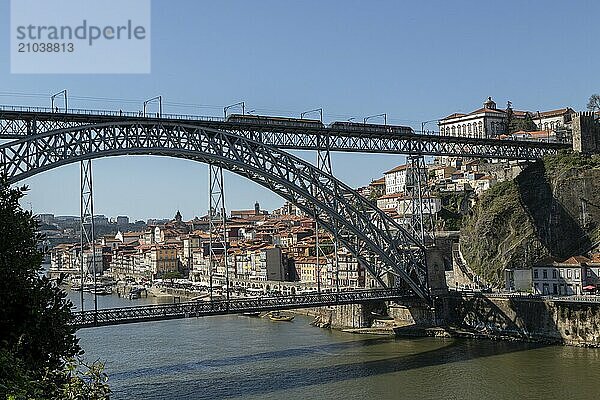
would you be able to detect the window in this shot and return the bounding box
[575,269,580,279]
[543,269,548,279]
[533,269,538,279]
[552,270,557,279]
[567,269,572,279]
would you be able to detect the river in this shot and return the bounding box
[66,290,600,400]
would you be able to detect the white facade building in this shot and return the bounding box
[439,97,512,139]
[532,108,574,133]
[532,256,588,295]
[383,164,427,195]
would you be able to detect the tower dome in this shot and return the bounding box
[483,97,496,110]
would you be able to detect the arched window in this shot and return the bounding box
[452,126,456,135]
[468,123,472,136]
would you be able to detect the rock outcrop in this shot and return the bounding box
[460,152,600,287]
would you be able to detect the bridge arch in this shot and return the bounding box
[0,120,429,300]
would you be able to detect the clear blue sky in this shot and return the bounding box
[1,0,598,221]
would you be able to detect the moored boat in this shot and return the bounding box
[269,312,294,322]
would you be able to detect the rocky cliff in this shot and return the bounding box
[460,152,600,287]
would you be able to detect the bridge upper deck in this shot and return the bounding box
[0,105,569,159]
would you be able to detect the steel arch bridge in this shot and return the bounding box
[0,120,430,300]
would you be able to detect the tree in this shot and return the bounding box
[509,112,537,134]
[587,94,600,112]
[0,176,110,398]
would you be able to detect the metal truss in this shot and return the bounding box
[0,108,567,159]
[314,136,340,293]
[405,155,435,246]
[80,159,97,314]
[208,163,229,302]
[72,288,408,329]
[0,121,430,300]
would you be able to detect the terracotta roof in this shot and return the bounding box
[512,130,553,137]
[123,231,142,237]
[384,164,408,174]
[370,177,385,185]
[536,108,573,118]
[441,112,467,120]
[468,107,506,115]
[561,255,590,265]
[378,192,405,200]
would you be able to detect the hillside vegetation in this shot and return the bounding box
[460,152,600,287]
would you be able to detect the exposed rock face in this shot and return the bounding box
[460,153,600,287]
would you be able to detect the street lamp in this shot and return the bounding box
[51,89,68,113]
[143,95,163,118]
[364,113,387,125]
[300,108,323,122]
[224,101,245,118]
[421,119,438,135]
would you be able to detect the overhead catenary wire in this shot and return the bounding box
[0,90,432,128]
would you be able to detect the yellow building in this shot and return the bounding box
[150,244,179,278]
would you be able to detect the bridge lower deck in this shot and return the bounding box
[72,288,412,329]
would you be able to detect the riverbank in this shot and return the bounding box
[293,294,600,348]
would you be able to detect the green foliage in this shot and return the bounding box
[509,112,537,133]
[543,151,600,173]
[436,191,474,231]
[0,177,79,372]
[367,186,384,202]
[587,93,600,112]
[0,176,110,399]
[59,358,111,400]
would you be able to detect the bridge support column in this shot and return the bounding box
[406,155,435,246]
[208,164,229,304]
[79,159,97,314]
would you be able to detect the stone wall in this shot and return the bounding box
[439,294,600,346]
[572,112,600,154]
[304,294,600,347]
[307,301,387,329]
